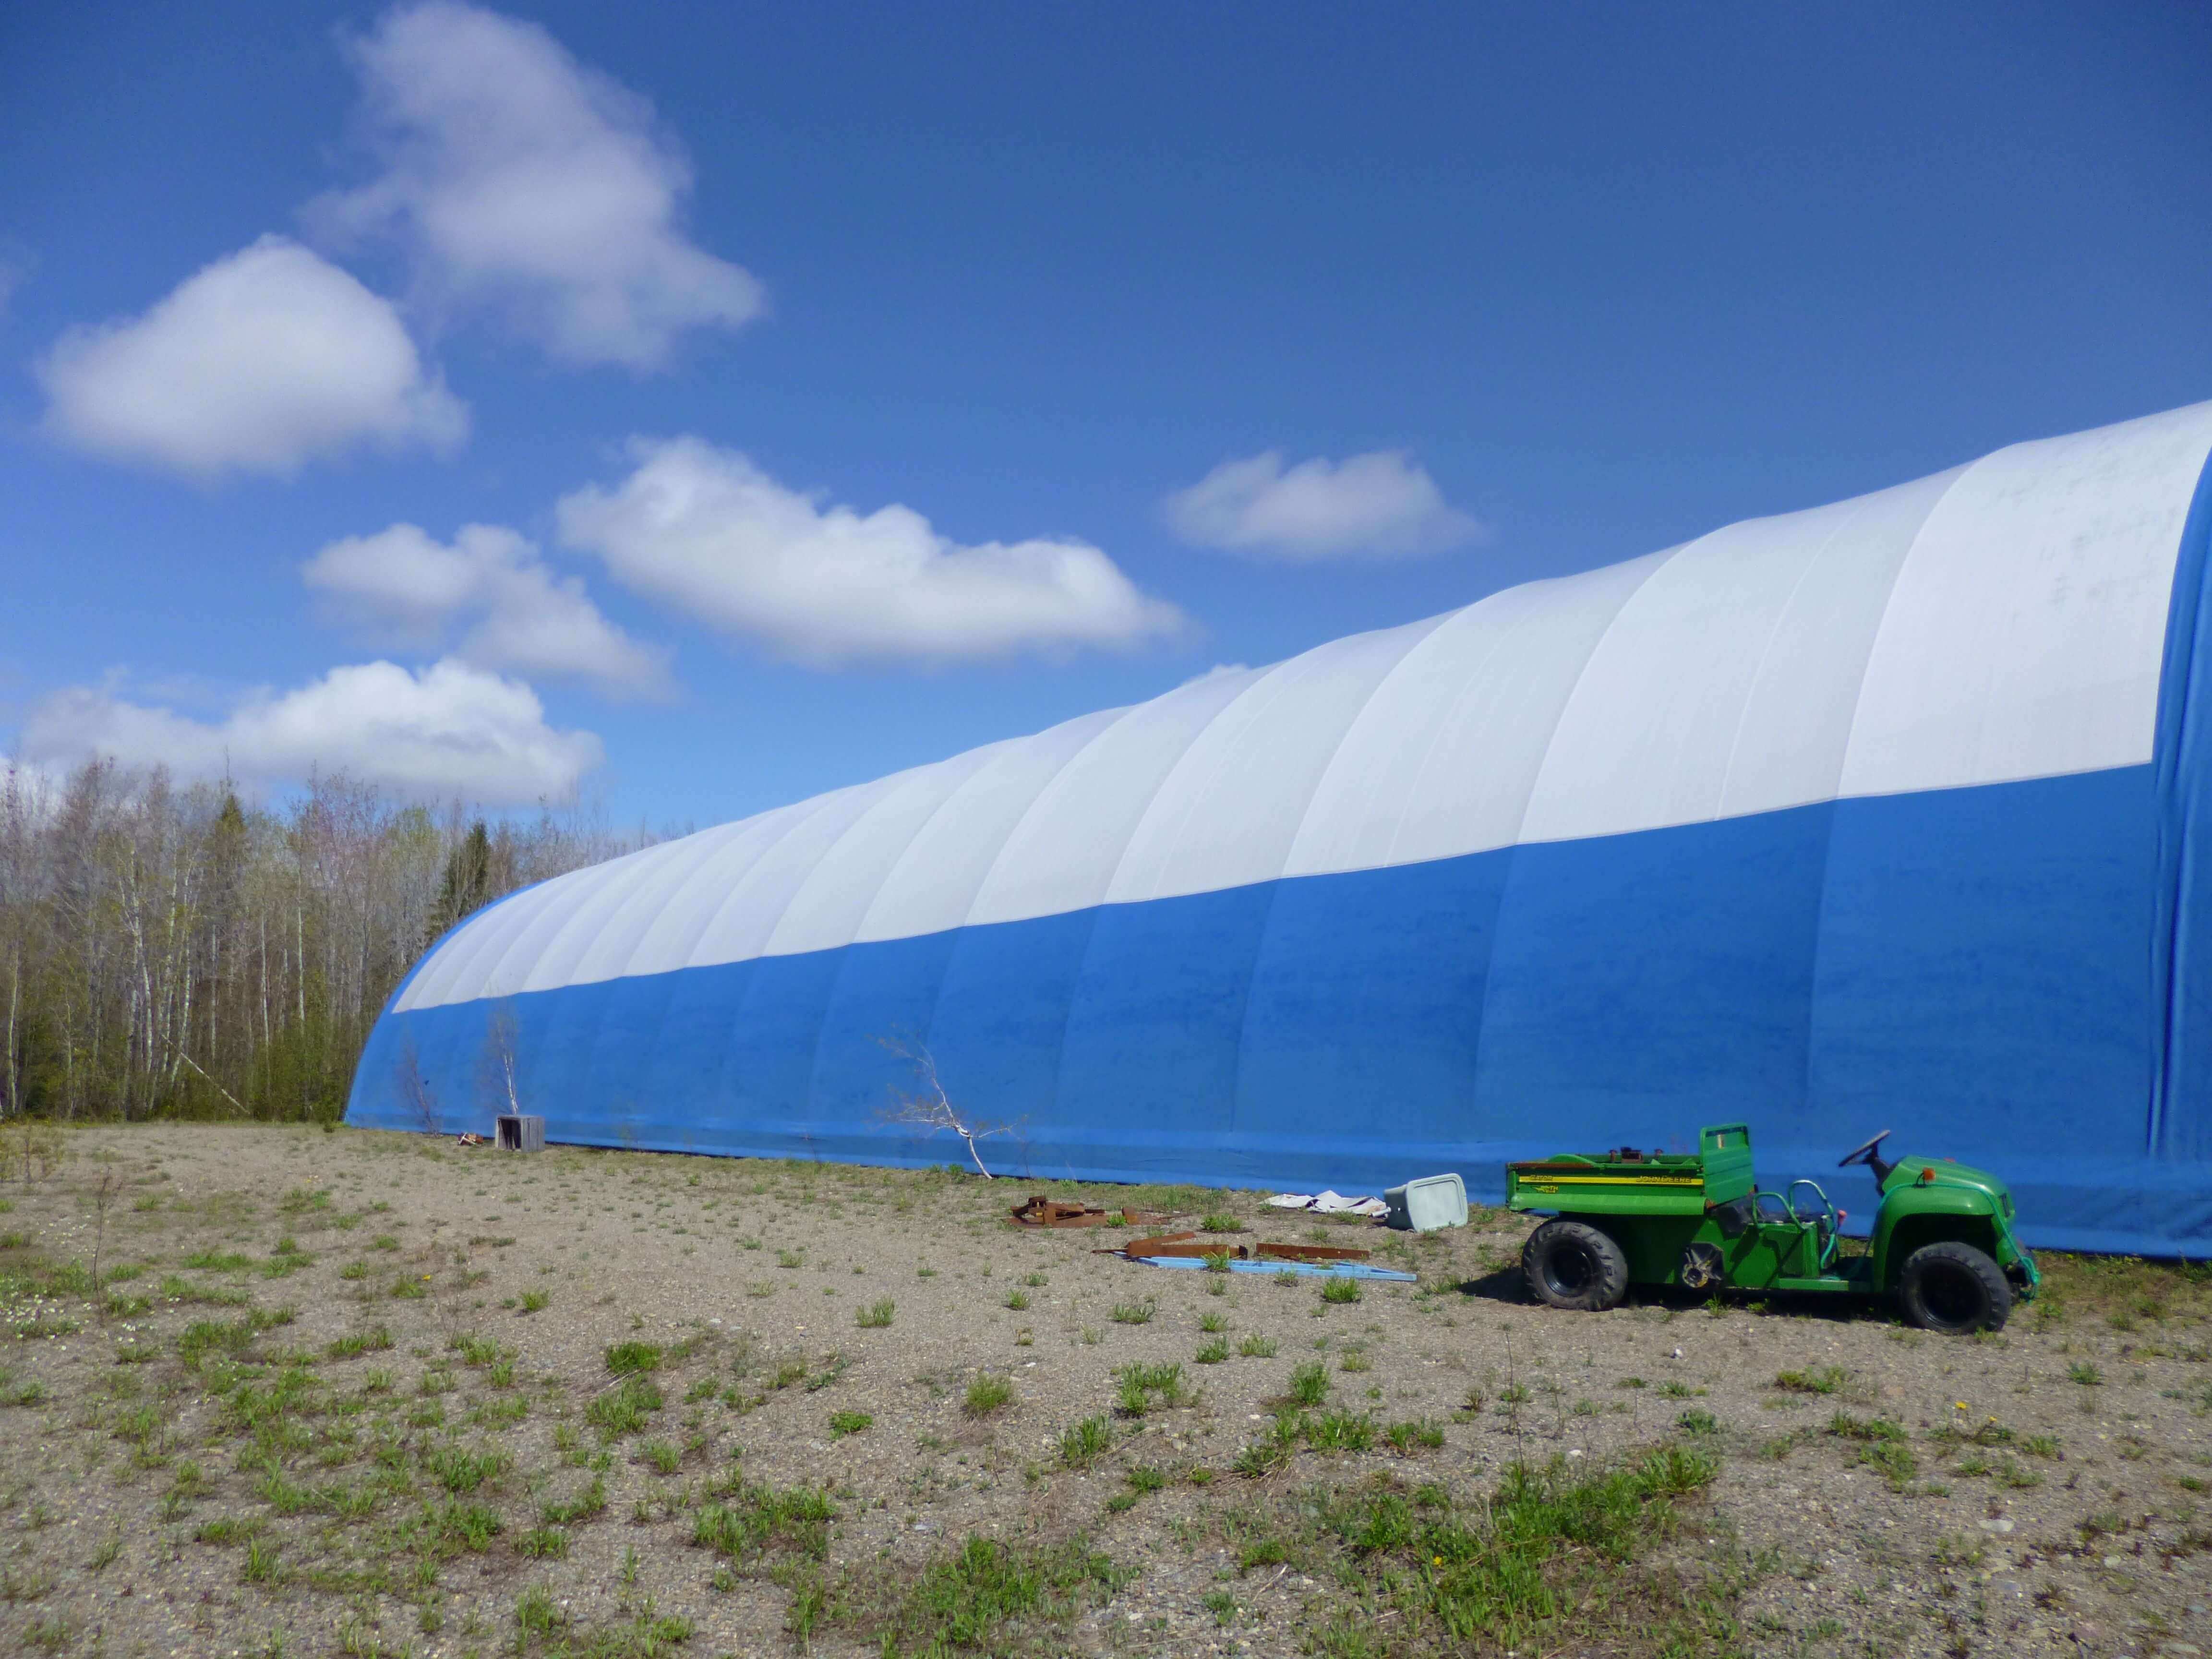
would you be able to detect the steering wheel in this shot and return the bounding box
[1837,1130,1891,1169]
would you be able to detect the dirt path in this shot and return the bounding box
[0,1124,2206,1658]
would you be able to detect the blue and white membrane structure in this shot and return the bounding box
[349,403,2212,1256]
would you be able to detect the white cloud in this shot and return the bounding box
[304,522,673,698]
[1164,450,1483,562]
[554,438,1185,664]
[309,1,764,369]
[19,659,600,805]
[35,236,466,480]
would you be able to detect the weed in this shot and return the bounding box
[1774,1366,1847,1395]
[1060,1415,1112,1467]
[1287,1360,1331,1408]
[1385,1419,1446,1453]
[586,1375,664,1438]
[604,1340,662,1376]
[1196,1338,1230,1364]
[2068,1361,2105,1387]
[963,1374,1015,1416]
[856,1297,896,1328]
[691,1483,835,1561]
[639,1439,683,1474]
[1199,1310,1229,1333]
[520,1289,549,1313]
[1109,1299,1155,1325]
[829,1409,873,1438]
[1238,1334,1279,1358]
[1320,1275,1362,1305]
[1201,1213,1243,1233]
[1677,1408,1719,1436]
[1003,1289,1030,1311]
[517,1527,569,1560]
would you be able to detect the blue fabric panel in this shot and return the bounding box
[348,763,2212,1255]
[1232,852,1504,1145]
[1809,769,2155,1145]
[2152,449,2212,1162]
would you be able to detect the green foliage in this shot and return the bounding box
[1060,1416,1112,1467]
[1238,1334,1279,1358]
[962,1374,1015,1416]
[855,1297,895,1328]
[828,1410,873,1438]
[690,1484,835,1562]
[1320,1275,1363,1304]
[586,1376,664,1438]
[854,1534,1130,1657]
[1287,1361,1331,1408]
[1108,1299,1154,1325]
[1774,1366,1847,1395]
[604,1341,662,1376]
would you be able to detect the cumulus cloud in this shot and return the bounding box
[309,1,763,369]
[35,236,466,480]
[304,522,672,697]
[19,659,600,805]
[553,438,1184,665]
[1164,449,1482,562]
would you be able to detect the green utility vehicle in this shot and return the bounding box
[1506,1125,2038,1332]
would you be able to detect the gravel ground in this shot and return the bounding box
[0,1124,2207,1659]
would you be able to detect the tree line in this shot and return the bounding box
[0,759,656,1123]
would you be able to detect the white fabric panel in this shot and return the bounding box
[683,776,914,969]
[964,668,1263,926]
[1288,551,1669,872]
[553,821,757,989]
[855,708,1127,943]
[1843,403,2212,797]
[1105,616,1451,904]
[615,802,831,978]
[1716,470,1963,817]
[1520,472,1955,842]
[390,401,2212,1011]
[759,744,1010,958]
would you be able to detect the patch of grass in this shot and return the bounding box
[1774,1366,1847,1395]
[1060,1415,1112,1468]
[1385,1419,1446,1453]
[1287,1360,1331,1408]
[540,1475,608,1525]
[691,1483,835,1562]
[1304,1408,1377,1453]
[516,1526,569,1560]
[819,1533,1130,1657]
[1200,1213,1243,1233]
[604,1340,662,1376]
[425,1444,510,1494]
[586,1375,664,1438]
[856,1297,895,1328]
[325,1325,393,1359]
[1113,1361,1193,1418]
[963,1374,1015,1416]
[519,1289,549,1313]
[1320,1275,1362,1304]
[1291,1443,1725,1655]
[829,1409,873,1438]
[1108,1299,1154,1325]
[2068,1361,2104,1387]
[1238,1334,1279,1358]
[1196,1338,1230,1364]
[1002,1288,1030,1311]
[639,1439,682,1474]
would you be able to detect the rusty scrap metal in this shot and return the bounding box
[1251,1241,1372,1263]
[1006,1194,1174,1229]
[1100,1232,1375,1264]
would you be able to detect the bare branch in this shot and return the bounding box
[874,1034,1009,1179]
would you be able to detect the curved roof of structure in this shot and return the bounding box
[397,401,2212,1014]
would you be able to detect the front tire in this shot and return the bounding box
[1522,1220,1629,1312]
[1898,1241,2012,1333]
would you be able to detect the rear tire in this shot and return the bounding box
[1898,1240,2011,1334]
[1522,1220,1629,1312]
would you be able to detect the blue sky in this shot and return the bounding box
[4,2,2208,829]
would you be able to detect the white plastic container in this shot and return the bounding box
[1385,1172,1468,1232]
